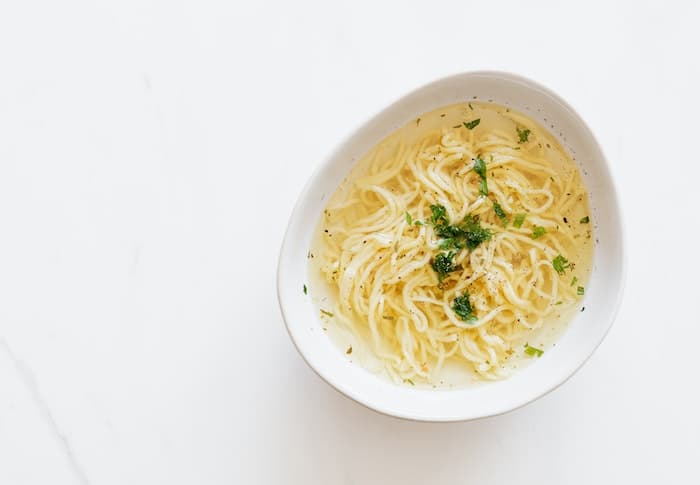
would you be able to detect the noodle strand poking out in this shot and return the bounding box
[310,102,593,386]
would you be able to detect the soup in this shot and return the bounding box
[308,102,593,387]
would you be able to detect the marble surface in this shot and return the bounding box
[1,1,698,484]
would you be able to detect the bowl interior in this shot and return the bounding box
[277,72,625,421]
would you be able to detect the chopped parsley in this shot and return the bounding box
[405,212,413,225]
[571,276,578,287]
[434,221,464,239]
[577,286,585,296]
[404,378,415,386]
[463,118,481,130]
[432,210,493,251]
[320,309,334,318]
[431,251,459,282]
[580,216,590,224]
[452,291,477,322]
[473,157,487,179]
[430,204,449,225]
[428,208,492,283]
[460,215,493,249]
[493,201,508,226]
[303,284,307,295]
[473,157,488,196]
[414,220,423,226]
[531,226,546,239]
[438,238,463,250]
[513,213,526,228]
[479,178,489,196]
[552,255,571,275]
[524,343,544,357]
[517,127,531,143]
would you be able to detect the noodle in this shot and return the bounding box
[310,102,593,386]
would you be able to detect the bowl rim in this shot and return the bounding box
[276,70,627,422]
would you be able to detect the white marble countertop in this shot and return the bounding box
[1,1,699,484]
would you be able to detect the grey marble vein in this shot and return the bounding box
[0,339,91,485]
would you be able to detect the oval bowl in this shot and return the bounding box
[277,71,625,422]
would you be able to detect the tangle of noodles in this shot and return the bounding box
[310,102,593,386]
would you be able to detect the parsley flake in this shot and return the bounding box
[452,291,477,322]
[513,213,526,228]
[464,119,481,130]
[493,201,508,226]
[524,343,544,357]
[580,216,590,224]
[430,204,449,225]
[479,178,489,196]
[517,127,531,143]
[431,251,459,282]
[532,226,546,239]
[552,255,571,275]
[473,157,488,195]
[473,158,487,178]
[460,215,493,249]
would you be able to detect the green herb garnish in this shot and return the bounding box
[552,255,571,275]
[438,238,463,250]
[434,215,492,251]
[405,212,413,225]
[517,127,531,143]
[452,291,477,322]
[404,378,415,386]
[473,158,487,179]
[320,309,334,318]
[577,286,585,296]
[580,216,590,224]
[430,204,449,225]
[493,201,508,226]
[414,220,423,226]
[473,157,488,196]
[431,251,459,282]
[532,226,546,239]
[524,343,544,357]
[479,178,489,196]
[571,276,578,287]
[513,213,526,228]
[460,215,493,249]
[463,119,481,130]
[303,284,307,295]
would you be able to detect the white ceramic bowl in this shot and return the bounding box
[277,71,625,422]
